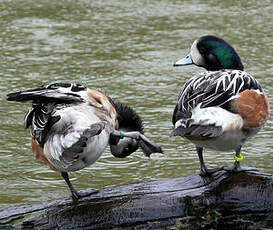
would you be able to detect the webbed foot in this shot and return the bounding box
[71,188,99,201]
[223,165,259,173]
[199,165,225,177]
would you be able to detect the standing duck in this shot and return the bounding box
[171,35,269,176]
[7,83,162,200]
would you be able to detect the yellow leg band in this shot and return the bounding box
[234,154,244,162]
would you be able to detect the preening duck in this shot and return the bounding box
[171,35,269,176]
[7,83,162,200]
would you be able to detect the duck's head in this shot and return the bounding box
[108,98,144,158]
[174,35,244,71]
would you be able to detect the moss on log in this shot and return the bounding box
[1,170,273,229]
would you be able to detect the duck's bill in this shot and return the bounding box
[121,131,163,157]
[173,54,193,67]
[137,134,163,157]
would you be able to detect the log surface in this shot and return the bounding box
[1,170,273,229]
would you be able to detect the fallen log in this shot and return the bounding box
[1,169,273,229]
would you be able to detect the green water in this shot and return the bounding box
[0,0,272,207]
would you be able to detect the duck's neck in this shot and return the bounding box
[108,98,143,133]
[108,97,144,158]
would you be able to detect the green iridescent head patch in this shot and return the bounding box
[205,40,235,68]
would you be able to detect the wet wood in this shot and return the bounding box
[1,169,273,229]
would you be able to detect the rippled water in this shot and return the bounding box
[0,0,272,207]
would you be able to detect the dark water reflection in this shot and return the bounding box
[0,0,272,207]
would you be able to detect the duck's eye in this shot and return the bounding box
[198,44,206,55]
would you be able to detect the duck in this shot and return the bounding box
[171,35,269,176]
[7,82,162,200]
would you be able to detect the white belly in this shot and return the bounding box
[44,129,111,172]
[64,130,110,172]
[189,128,260,151]
[43,104,115,172]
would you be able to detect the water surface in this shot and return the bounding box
[0,0,272,207]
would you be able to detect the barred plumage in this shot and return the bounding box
[172,35,269,176]
[173,70,262,125]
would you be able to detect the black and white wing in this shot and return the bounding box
[172,70,262,137]
[173,70,262,124]
[7,83,86,103]
[7,83,87,146]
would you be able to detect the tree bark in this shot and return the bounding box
[1,170,273,229]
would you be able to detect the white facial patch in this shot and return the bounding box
[190,39,205,66]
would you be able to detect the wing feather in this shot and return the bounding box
[173,70,262,125]
[7,83,87,146]
[7,83,86,103]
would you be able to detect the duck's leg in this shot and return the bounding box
[61,172,80,200]
[197,147,224,177]
[223,146,259,172]
[233,146,242,171]
[61,172,98,201]
[197,147,210,176]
